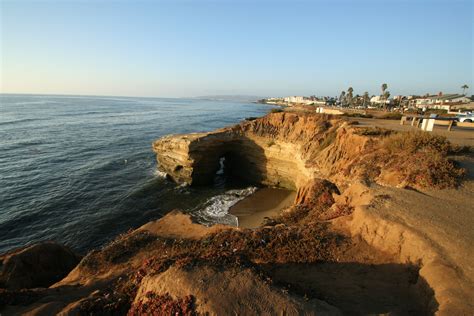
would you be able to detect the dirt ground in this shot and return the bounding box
[283,106,474,147]
[365,155,474,289]
[345,117,474,147]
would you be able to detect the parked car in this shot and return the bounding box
[456,113,474,123]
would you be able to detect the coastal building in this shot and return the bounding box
[370,95,390,105]
[410,94,471,110]
[283,96,305,103]
[282,96,324,105]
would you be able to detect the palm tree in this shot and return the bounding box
[339,91,346,106]
[461,84,469,95]
[381,83,388,98]
[346,87,354,106]
[363,91,370,107]
[383,91,391,109]
[380,83,388,109]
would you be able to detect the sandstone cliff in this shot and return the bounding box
[1,112,470,315]
[153,112,463,192]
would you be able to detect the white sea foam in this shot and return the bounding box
[193,187,257,226]
[153,169,168,178]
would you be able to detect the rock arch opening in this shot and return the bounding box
[187,137,304,189]
[210,147,267,188]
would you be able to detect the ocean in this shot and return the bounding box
[0,94,272,254]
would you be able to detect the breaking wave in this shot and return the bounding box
[192,187,257,226]
[153,169,168,179]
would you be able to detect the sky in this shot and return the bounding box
[0,0,472,98]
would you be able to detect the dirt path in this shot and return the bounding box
[346,117,474,147]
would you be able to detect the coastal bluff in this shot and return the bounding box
[152,112,374,195]
[1,112,472,315]
[152,112,327,189]
[153,111,463,191]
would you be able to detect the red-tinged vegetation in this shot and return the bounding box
[75,220,348,314]
[276,179,340,224]
[128,293,196,316]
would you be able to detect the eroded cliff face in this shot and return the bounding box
[153,113,359,190]
[153,112,463,193]
[2,112,469,315]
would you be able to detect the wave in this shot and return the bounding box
[13,101,59,105]
[0,118,43,126]
[153,169,168,178]
[191,187,257,226]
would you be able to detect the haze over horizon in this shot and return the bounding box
[1,0,472,98]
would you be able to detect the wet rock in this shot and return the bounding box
[0,242,81,289]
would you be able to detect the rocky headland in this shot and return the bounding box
[1,112,473,315]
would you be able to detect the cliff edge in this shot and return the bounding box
[1,112,472,315]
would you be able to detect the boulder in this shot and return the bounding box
[0,242,80,289]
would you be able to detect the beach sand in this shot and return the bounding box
[230,187,296,228]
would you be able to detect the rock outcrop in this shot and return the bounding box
[153,112,338,189]
[153,112,463,193]
[0,242,80,290]
[1,112,469,315]
[131,265,342,315]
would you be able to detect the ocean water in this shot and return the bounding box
[0,94,272,254]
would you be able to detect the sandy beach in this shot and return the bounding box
[230,187,296,228]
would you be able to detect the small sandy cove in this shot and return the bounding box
[230,187,296,228]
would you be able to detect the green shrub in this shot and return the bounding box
[354,127,394,136]
[270,108,283,113]
[343,112,373,118]
[383,131,451,155]
[380,112,402,120]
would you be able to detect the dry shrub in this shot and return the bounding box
[128,293,196,316]
[377,132,463,188]
[80,232,158,274]
[380,112,403,120]
[385,151,464,188]
[354,127,394,137]
[75,219,349,314]
[448,144,472,155]
[382,132,465,188]
[277,180,339,224]
[343,131,465,188]
[343,112,373,118]
[383,132,452,155]
[79,289,131,315]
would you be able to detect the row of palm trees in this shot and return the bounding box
[339,83,390,107]
[338,83,470,108]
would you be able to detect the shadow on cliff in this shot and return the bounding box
[261,261,437,316]
[192,137,273,188]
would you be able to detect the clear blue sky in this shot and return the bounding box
[1,0,472,97]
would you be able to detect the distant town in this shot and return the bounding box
[259,84,473,113]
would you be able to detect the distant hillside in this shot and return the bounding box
[192,95,266,102]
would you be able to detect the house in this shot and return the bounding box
[283,96,305,103]
[283,96,317,105]
[370,95,391,105]
[411,94,471,110]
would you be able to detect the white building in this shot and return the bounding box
[370,95,390,105]
[283,96,305,103]
[283,96,318,105]
[411,94,471,109]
